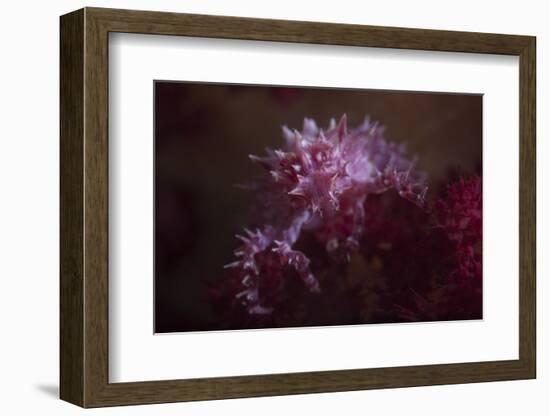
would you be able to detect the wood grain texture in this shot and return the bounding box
[89,7,532,54]
[518,38,536,375]
[59,8,84,407]
[59,7,536,408]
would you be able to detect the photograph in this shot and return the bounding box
[154,82,483,333]
[53,4,537,410]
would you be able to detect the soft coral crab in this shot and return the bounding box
[225,115,428,314]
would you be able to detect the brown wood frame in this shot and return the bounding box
[60,7,536,408]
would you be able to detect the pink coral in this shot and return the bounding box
[435,176,482,284]
[225,115,427,314]
[389,176,483,322]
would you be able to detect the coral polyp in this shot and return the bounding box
[226,115,428,314]
[435,176,482,284]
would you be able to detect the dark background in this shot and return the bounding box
[154,82,482,333]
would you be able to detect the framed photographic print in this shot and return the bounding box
[60,7,536,408]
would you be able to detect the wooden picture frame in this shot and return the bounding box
[60,7,536,408]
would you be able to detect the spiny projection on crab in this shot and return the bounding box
[225,114,428,314]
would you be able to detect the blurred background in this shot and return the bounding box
[154,81,482,333]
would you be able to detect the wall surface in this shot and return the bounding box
[0,0,546,414]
